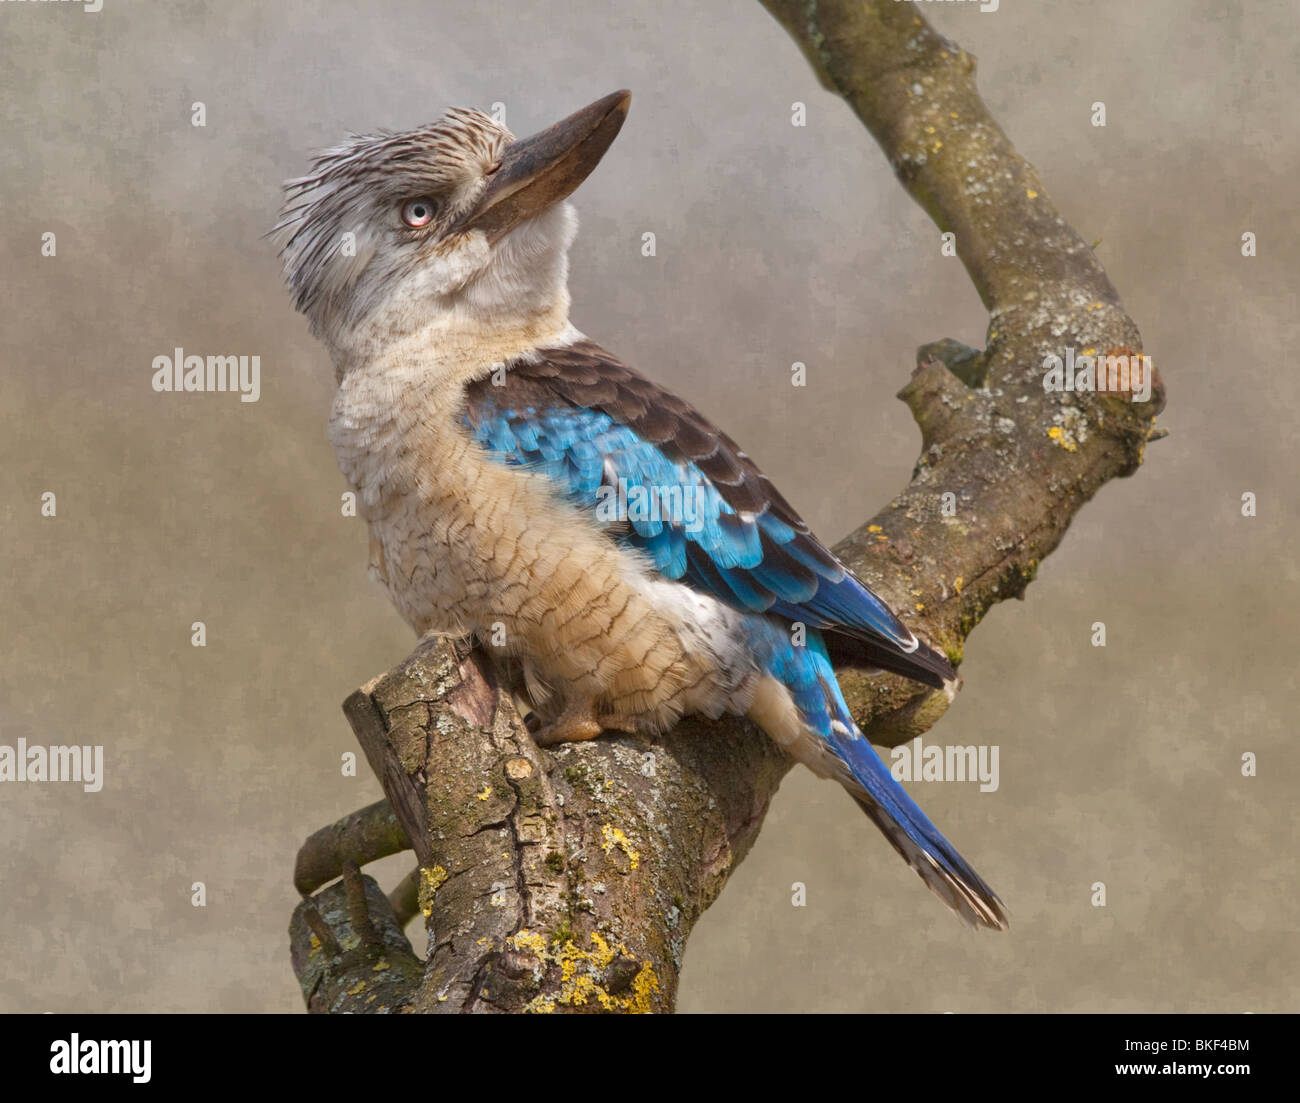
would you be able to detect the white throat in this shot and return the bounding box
[324,202,579,376]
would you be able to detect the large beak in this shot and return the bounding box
[449,90,631,243]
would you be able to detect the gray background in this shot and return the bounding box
[2,0,1296,1012]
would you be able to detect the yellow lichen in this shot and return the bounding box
[508,929,549,957]
[1047,425,1078,452]
[628,963,661,1014]
[476,784,493,801]
[510,929,660,1015]
[954,576,964,595]
[600,824,640,871]
[419,865,449,917]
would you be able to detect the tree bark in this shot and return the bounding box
[289,0,1165,1013]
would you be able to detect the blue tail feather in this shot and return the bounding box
[752,622,1006,930]
[823,721,1007,930]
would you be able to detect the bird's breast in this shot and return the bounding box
[328,345,751,731]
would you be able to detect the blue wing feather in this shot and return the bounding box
[465,397,916,651]
[459,340,955,690]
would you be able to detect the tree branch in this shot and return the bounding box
[758,0,1164,736]
[289,0,1165,1012]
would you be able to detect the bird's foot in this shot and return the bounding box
[530,701,637,746]
[531,706,603,746]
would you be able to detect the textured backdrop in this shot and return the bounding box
[1,0,1296,1012]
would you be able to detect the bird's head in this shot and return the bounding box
[274,90,630,365]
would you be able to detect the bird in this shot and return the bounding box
[274,90,1007,931]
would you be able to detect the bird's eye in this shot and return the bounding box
[400,198,437,228]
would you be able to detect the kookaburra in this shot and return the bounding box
[274,91,1006,930]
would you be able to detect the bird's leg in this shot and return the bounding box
[509,690,541,732]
